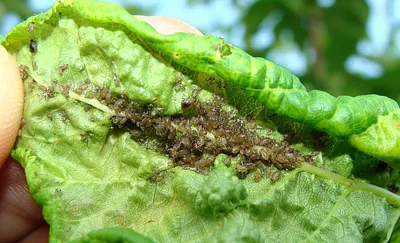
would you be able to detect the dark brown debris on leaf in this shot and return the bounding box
[94,86,313,174]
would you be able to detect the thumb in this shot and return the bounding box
[134,15,203,36]
[0,45,24,168]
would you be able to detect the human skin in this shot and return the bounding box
[0,16,202,243]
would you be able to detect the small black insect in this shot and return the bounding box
[29,39,37,53]
[181,97,196,110]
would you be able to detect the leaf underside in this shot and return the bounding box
[2,0,400,242]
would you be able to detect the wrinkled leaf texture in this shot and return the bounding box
[2,0,400,242]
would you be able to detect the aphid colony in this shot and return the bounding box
[94,86,313,174]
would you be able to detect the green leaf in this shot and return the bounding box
[206,210,262,243]
[70,227,155,243]
[195,161,248,216]
[3,0,400,242]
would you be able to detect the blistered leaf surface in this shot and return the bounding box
[3,0,400,242]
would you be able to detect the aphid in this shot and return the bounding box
[55,188,62,195]
[99,86,109,99]
[253,170,262,183]
[80,131,88,142]
[270,172,280,183]
[28,81,35,91]
[193,136,205,150]
[75,83,89,94]
[195,155,214,171]
[236,165,248,173]
[174,72,184,91]
[29,39,37,53]
[130,130,141,137]
[139,116,152,128]
[19,65,29,80]
[152,97,160,103]
[176,149,190,158]
[150,168,166,183]
[111,74,120,88]
[152,171,166,183]
[39,85,54,99]
[260,147,271,161]
[231,146,240,155]
[27,22,35,32]
[46,112,54,121]
[112,116,129,127]
[63,226,72,234]
[223,156,231,166]
[59,110,68,123]
[105,92,115,105]
[57,64,68,73]
[181,97,196,111]
[80,131,94,143]
[45,86,55,98]
[265,166,272,178]
[32,61,37,71]
[114,96,127,110]
[61,83,70,96]
[84,104,92,112]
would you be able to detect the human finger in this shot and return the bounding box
[0,45,24,168]
[0,158,45,242]
[135,15,203,36]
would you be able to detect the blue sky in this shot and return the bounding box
[1,0,400,78]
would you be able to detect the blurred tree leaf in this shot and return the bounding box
[240,0,369,96]
[324,0,368,74]
[119,1,152,16]
[1,0,33,20]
